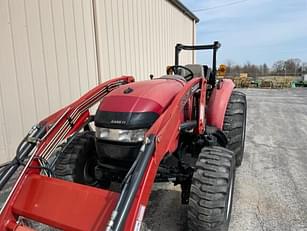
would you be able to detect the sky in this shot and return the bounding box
[181,0,307,66]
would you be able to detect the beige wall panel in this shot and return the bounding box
[50,0,71,106]
[39,0,62,112]
[114,0,126,75]
[0,0,24,161]
[0,98,8,163]
[25,0,51,119]
[146,0,153,77]
[82,0,98,88]
[94,0,195,81]
[93,0,110,79]
[137,0,146,80]
[74,0,91,94]
[121,0,132,75]
[105,1,117,76]
[62,0,82,100]
[9,0,38,127]
[128,0,136,77]
[0,0,194,162]
[0,0,98,161]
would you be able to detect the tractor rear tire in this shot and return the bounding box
[188,146,235,231]
[54,131,105,187]
[223,91,247,167]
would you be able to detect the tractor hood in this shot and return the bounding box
[95,78,184,129]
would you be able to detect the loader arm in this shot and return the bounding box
[0,76,134,231]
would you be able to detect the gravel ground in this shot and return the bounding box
[144,88,307,231]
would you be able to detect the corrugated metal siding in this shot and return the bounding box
[0,0,98,162]
[94,0,195,81]
[0,0,195,162]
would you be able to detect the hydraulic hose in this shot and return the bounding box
[0,125,46,190]
[106,135,156,231]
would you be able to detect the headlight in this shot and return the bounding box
[96,127,146,143]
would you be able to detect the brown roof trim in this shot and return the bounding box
[168,0,200,23]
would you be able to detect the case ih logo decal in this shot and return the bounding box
[110,120,127,124]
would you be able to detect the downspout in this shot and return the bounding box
[192,19,196,64]
[92,0,102,83]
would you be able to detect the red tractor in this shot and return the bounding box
[0,41,246,231]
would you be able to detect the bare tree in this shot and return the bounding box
[272,60,285,75]
[225,59,235,76]
[263,63,269,75]
[224,59,305,77]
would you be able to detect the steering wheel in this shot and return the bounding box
[167,65,194,81]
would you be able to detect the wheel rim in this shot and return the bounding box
[226,172,234,220]
[240,104,247,152]
[241,117,246,148]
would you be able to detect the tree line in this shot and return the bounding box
[225,58,307,77]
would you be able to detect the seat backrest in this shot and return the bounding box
[159,74,186,82]
[185,64,204,78]
[203,65,209,78]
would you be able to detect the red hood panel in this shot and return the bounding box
[99,79,184,114]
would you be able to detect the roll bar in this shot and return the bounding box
[175,41,221,75]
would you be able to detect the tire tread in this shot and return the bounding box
[188,146,235,231]
[223,91,247,167]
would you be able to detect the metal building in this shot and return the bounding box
[0,0,198,162]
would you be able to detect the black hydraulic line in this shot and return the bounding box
[0,162,11,171]
[0,125,46,190]
[179,120,197,131]
[107,135,156,231]
[120,145,143,189]
[0,115,95,190]
[48,115,95,170]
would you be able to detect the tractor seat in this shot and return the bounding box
[185,64,205,78]
[203,65,210,78]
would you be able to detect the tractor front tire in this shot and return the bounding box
[54,131,104,187]
[223,91,247,167]
[188,146,235,231]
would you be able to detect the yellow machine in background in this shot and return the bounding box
[166,65,296,89]
[233,73,251,88]
[217,64,227,79]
